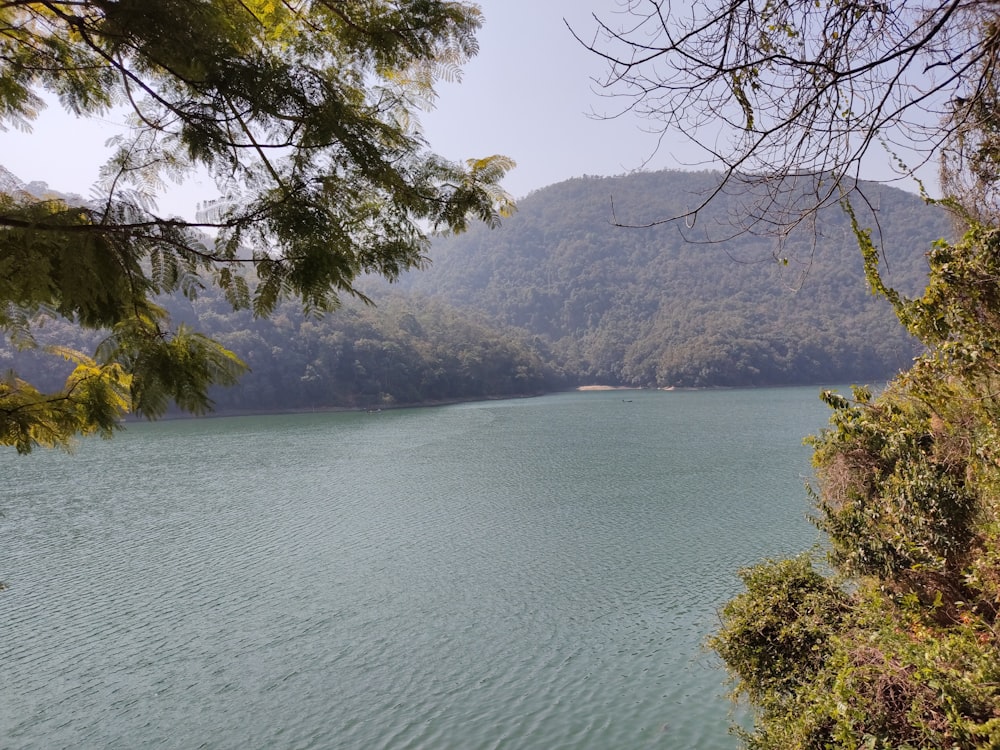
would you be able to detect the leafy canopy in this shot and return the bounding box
[0,0,514,452]
[714,230,1000,747]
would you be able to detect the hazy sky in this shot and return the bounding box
[0,1,922,217]
[0,1,682,216]
[418,0,684,198]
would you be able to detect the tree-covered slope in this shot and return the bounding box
[3,287,567,418]
[392,170,952,387]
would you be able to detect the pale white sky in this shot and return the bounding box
[418,0,684,198]
[0,0,924,217]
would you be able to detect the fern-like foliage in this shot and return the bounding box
[0,0,514,450]
[0,348,131,454]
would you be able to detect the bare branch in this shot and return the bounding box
[575,0,996,238]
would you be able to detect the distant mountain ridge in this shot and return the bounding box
[385,170,952,387]
[0,164,85,203]
[0,164,22,194]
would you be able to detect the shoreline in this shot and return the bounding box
[128,382,859,423]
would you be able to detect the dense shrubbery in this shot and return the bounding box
[711,225,1000,748]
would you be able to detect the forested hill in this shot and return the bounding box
[4,290,568,414]
[387,170,953,387]
[3,170,955,417]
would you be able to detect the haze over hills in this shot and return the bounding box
[0,164,85,204]
[387,170,952,387]
[3,168,955,414]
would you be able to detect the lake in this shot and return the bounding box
[2,387,836,749]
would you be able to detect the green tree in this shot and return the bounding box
[710,229,1000,748]
[0,0,513,452]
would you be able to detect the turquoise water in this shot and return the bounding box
[2,387,834,749]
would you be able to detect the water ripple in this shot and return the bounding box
[2,388,830,749]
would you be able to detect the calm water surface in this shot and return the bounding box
[2,387,835,749]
